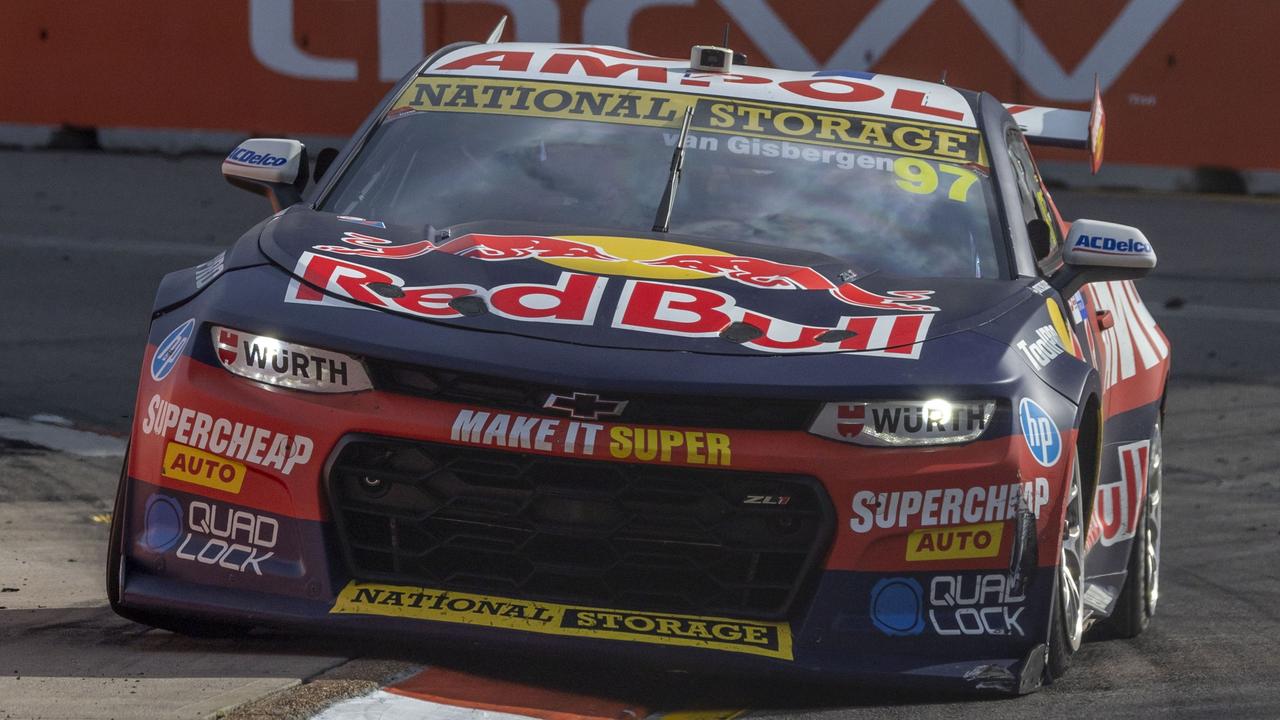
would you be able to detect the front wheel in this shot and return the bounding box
[1046,445,1086,681]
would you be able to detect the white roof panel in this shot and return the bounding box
[426,43,977,128]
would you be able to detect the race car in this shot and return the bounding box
[108,31,1169,694]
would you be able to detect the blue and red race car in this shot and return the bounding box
[108,36,1169,694]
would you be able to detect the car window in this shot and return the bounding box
[1005,128,1060,266]
[320,76,1008,280]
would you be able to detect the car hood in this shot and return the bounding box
[261,208,1032,357]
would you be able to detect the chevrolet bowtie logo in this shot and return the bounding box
[543,392,628,421]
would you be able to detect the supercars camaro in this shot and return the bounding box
[108,38,1169,693]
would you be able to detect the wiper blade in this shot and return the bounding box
[652,106,695,233]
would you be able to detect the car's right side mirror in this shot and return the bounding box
[1050,219,1157,297]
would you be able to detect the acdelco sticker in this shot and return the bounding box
[141,395,313,476]
[450,409,731,466]
[906,522,1003,561]
[330,582,792,660]
[850,478,1049,533]
[161,442,247,494]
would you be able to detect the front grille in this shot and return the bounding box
[367,360,816,430]
[327,437,834,619]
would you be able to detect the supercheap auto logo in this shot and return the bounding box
[140,395,314,479]
[906,522,1003,561]
[330,582,793,659]
[393,76,986,165]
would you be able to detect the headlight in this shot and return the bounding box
[212,326,372,393]
[809,399,995,446]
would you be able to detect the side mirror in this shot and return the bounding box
[1050,219,1156,296]
[222,138,308,212]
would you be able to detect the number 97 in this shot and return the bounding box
[894,158,977,202]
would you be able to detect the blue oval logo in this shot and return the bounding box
[151,318,195,381]
[1019,398,1061,467]
[869,577,923,636]
[141,494,183,553]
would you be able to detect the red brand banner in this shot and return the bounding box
[0,1,1266,169]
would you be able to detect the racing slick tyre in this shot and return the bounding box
[1101,422,1163,639]
[1047,444,1086,681]
[106,448,251,639]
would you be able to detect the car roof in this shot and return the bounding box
[425,43,982,129]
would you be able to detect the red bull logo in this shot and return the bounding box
[641,253,938,313]
[287,252,934,359]
[441,234,623,262]
[1088,440,1150,548]
[314,231,438,260]
[315,232,622,263]
[312,233,936,314]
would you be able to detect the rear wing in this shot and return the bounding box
[1004,78,1105,173]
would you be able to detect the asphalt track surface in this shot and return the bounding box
[2,149,1279,718]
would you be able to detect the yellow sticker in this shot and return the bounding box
[540,235,732,280]
[1045,298,1076,355]
[330,582,792,660]
[161,441,247,494]
[906,522,1003,561]
[893,157,980,202]
[394,76,987,166]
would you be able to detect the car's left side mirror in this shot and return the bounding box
[1050,219,1157,296]
[222,138,308,212]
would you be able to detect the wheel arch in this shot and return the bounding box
[1074,387,1103,523]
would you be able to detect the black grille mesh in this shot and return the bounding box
[367,360,816,430]
[327,436,833,619]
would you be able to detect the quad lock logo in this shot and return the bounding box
[140,494,279,575]
[870,574,1027,638]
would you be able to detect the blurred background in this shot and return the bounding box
[2,0,1278,432]
[3,4,1280,717]
[0,0,1275,191]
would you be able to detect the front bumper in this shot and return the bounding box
[116,271,1077,692]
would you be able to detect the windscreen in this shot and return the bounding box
[321,76,1004,279]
